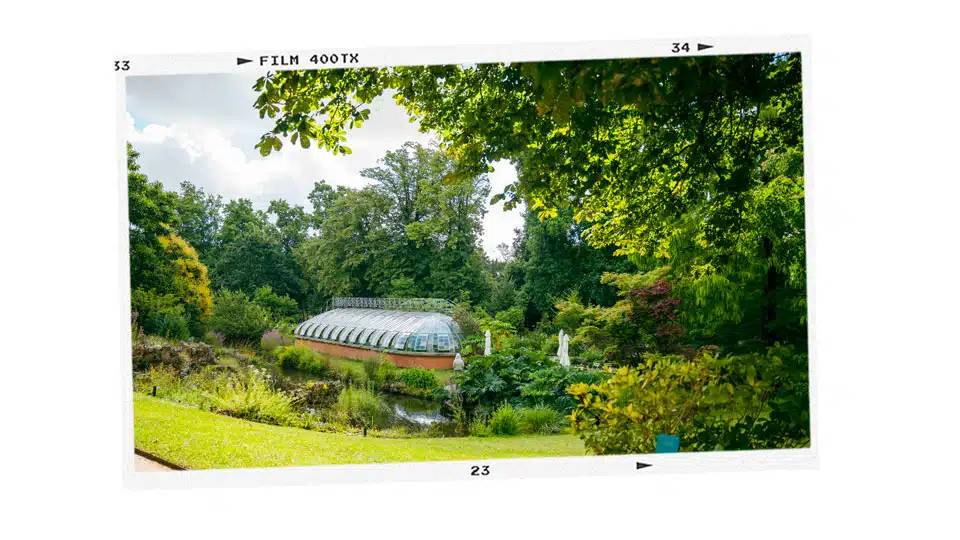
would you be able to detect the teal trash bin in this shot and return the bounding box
[655,434,680,453]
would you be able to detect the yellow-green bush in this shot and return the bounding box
[569,346,810,454]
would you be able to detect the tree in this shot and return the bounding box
[213,199,304,302]
[252,54,805,348]
[296,143,494,306]
[173,181,223,264]
[361,142,491,302]
[252,285,301,325]
[208,289,272,343]
[556,267,686,366]
[157,232,214,335]
[296,187,393,301]
[128,144,212,338]
[507,209,635,326]
[267,199,311,253]
[127,144,179,293]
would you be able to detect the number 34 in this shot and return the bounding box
[470,465,490,476]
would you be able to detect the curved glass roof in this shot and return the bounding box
[294,308,461,354]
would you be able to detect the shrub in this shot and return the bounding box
[452,302,481,338]
[568,346,810,454]
[208,290,271,344]
[469,412,492,437]
[276,345,331,377]
[252,285,301,325]
[494,306,524,331]
[260,330,292,356]
[521,365,608,413]
[518,405,564,434]
[201,367,299,426]
[541,334,560,356]
[290,379,343,411]
[334,387,391,429]
[362,356,399,385]
[576,347,605,367]
[131,289,190,340]
[508,331,546,352]
[399,367,438,390]
[488,404,520,436]
[453,350,553,412]
[202,330,225,348]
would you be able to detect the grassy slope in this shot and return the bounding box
[134,394,585,469]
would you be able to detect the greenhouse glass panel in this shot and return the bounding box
[337,327,353,342]
[357,329,371,344]
[380,331,397,348]
[291,305,462,353]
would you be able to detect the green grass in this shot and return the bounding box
[330,356,455,384]
[134,394,585,469]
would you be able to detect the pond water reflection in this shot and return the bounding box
[267,364,450,430]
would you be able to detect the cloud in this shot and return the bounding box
[124,72,523,259]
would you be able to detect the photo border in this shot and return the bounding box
[118,35,818,488]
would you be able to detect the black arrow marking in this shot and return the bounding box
[636,462,653,470]
[697,43,714,51]
[237,57,252,65]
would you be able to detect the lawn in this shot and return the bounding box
[133,394,586,469]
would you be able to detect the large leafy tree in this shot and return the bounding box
[172,181,223,265]
[361,141,492,302]
[128,144,180,293]
[296,186,393,302]
[267,199,311,253]
[252,53,804,347]
[127,144,212,337]
[508,209,635,326]
[213,199,304,301]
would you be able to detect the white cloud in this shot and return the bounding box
[124,72,523,259]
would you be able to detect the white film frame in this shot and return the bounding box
[118,35,818,488]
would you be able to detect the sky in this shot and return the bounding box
[124,73,524,260]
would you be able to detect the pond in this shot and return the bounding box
[266,364,450,430]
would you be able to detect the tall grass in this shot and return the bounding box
[488,404,520,436]
[518,405,565,434]
[201,367,300,426]
[333,386,392,429]
[362,356,399,385]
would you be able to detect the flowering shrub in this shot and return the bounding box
[260,330,292,355]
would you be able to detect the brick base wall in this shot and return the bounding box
[294,339,454,370]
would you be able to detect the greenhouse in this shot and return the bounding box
[292,297,462,370]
